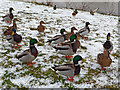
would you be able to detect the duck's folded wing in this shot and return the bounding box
[2,14,9,18]
[53,64,73,71]
[53,45,70,50]
[16,49,30,59]
[78,28,86,33]
[47,35,61,43]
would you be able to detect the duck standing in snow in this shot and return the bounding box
[65,27,78,40]
[72,9,78,16]
[97,51,112,70]
[4,18,18,36]
[37,21,46,35]
[16,38,40,66]
[90,8,99,15]
[53,5,56,10]
[2,7,14,24]
[7,28,22,49]
[52,55,86,82]
[76,22,91,40]
[46,28,68,45]
[103,33,113,54]
[52,34,80,59]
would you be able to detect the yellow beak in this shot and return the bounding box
[108,36,110,40]
[65,30,68,33]
[89,24,92,25]
[12,31,14,35]
[82,59,86,62]
[37,42,44,46]
[77,36,80,40]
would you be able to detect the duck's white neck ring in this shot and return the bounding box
[75,64,79,66]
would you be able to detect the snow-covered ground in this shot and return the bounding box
[0,0,119,88]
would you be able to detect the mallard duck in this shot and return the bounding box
[103,33,113,54]
[76,22,91,40]
[7,28,22,49]
[97,51,112,70]
[16,38,40,66]
[90,8,99,15]
[52,55,86,82]
[4,18,18,36]
[65,27,77,40]
[2,7,14,24]
[53,5,56,10]
[52,34,80,59]
[46,28,68,45]
[37,21,46,34]
[72,9,78,16]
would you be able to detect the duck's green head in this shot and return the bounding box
[11,28,16,35]
[30,38,38,45]
[107,33,110,40]
[9,7,14,13]
[73,55,86,64]
[70,34,80,42]
[60,28,67,34]
[85,22,91,27]
[70,34,77,42]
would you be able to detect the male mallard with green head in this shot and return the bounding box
[16,38,40,66]
[52,55,86,82]
[97,51,112,70]
[2,7,14,24]
[52,34,80,59]
[46,28,68,45]
[103,33,113,54]
[7,28,22,49]
[76,22,91,40]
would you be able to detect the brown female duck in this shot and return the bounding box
[97,51,112,70]
[37,21,46,34]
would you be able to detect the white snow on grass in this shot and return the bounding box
[0,0,119,88]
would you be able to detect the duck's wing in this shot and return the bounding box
[61,41,71,46]
[2,14,9,18]
[16,49,30,59]
[52,45,70,51]
[47,35,62,43]
[52,63,74,71]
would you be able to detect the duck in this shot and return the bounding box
[53,5,56,10]
[52,34,80,59]
[103,33,113,54]
[16,38,40,66]
[52,55,86,82]
[37,21,46,35]
[76,22,91,40]
[7,28,22,49]
[4,18,18,36]
[90,8,99,15]
[2,7,14,24]
[72,9,78,16]
[65,27,77,40]
[46,28,68,45]
[97,51,112,70]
